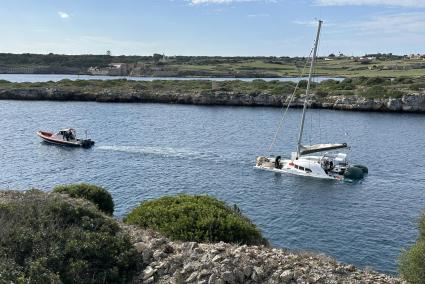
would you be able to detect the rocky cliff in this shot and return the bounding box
[1,88,425,113]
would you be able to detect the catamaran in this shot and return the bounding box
[255,20,367,181]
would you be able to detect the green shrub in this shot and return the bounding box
[319,79,340,89]
[314,89,328,98]
[410,83,425,91]
[28,82,48,88]
[298,80,308,88]
[252,79,268,90]
[360,86,405,98]
[351,76,368,85]
[399,213,425,284]
[0,190,139,283]
[399,240,425,284]
[393,77,414,84]
[53,183,114,215]
[124,194,267,246]
[360,86,387,98]
[73,79,91,87]
[386,89,405,98]
[316,79,355,92]
[271,82,296,96]
[0,257,24,282]
[339,78,355,90]
[365,77,390,86]
[344,91,355,96]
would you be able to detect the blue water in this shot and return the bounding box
[0,73,342,83]
[0,100,424,274]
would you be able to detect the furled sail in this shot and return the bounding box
[300,143,348,155]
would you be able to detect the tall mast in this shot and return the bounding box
[296,20,322,158]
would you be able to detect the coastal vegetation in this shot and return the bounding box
[124,194,267,246]
[53,183,114,215]
[0,76,424,99]
[0,186,408,283]
[1,76,425,112]
[0,187,267,282]
[1,52,425,77]
[0,189,139,283]
[399,213,425,284]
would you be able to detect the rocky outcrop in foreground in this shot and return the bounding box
[1,88,425,113]
[124,225,403,284]
[0,190,404,283]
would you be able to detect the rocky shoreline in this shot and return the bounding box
[124,225,403,283]
[1,87,425,113]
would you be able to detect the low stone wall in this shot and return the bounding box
[1,88,425,113]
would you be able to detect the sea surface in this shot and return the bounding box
[0,73,342,83]
[0,99,424,274]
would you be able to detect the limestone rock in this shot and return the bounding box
[143,266,155,280]
[3,87,425,113]
[222,271,235,284]
[208,273,217,284]
[280,269,293,283]
[142,248,153,264]
[134,241,146,253]
[115,211,404,284]
[185,271,198,283]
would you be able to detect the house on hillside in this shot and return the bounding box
[356,57,375,64]
[88,63,128,76]
[408,54,422,60]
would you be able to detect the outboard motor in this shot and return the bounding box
[275,156,282,169]
[351,164,368,174]
[81,139,95,148]
[344,166,364,180]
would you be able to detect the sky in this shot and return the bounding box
[0,0,424,57]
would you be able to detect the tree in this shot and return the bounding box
[153,53,163,64]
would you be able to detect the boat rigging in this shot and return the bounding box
[255,20,368,181]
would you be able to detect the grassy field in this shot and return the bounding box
[169,58,425,77]
[2,53,425,78]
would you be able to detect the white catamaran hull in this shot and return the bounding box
[254,165,337,180]
[255,156,342,180]
[255,154,367,181]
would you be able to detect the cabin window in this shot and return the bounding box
[294,164,311,173]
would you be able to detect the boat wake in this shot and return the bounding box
[97,145,221,161]
[97,145,252,166]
